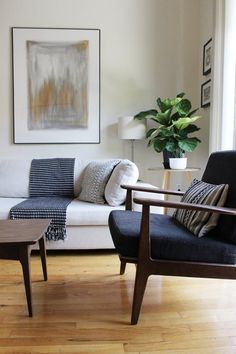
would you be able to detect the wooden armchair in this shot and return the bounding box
[108,151,236,324]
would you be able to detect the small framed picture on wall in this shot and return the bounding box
[201,79,211,108]
[203,38,212,75]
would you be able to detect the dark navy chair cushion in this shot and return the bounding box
[109,210,236,264]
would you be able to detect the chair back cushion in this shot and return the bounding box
[202,150,236,243]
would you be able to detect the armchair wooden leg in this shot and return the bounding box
[131,266,149,325]
[120,260,126,275]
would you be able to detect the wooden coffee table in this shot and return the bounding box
[0,219,50,317]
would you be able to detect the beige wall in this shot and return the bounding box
[0,0,214,187]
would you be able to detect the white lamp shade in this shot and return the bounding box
[118,116,146,140]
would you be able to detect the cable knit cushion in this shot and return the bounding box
[173,179,229,237]
[105,160,139,206]
[78,159,120,204]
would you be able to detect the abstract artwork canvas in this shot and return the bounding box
[12,28,100,143]
[27,40,88,130]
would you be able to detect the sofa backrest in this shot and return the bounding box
[0,159,87,198]
[0,159,31,198]
[0,158,139,201]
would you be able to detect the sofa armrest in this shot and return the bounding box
[122,182,183,213]
[121,183,184,196]
[124,181,168,214]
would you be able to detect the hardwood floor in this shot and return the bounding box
[0,250,236,353]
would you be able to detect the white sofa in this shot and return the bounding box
[0,158,163,250]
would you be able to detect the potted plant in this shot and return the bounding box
[134,92,202,169]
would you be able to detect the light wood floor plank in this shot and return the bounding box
[0,251,236,353]
[0,343,127,354]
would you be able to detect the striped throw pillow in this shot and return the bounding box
[173,179,229,237]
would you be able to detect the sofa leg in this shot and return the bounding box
[120,260,126,275]
[131,266,149,325]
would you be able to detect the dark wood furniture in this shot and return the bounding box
[0,219,50,317]
[109,151,236,324]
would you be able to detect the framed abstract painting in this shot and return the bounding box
[12,27,100,144]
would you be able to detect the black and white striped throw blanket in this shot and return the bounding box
[10,158,75,241]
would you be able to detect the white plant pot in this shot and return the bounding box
[169,157,187,170]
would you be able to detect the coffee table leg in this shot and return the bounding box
[38,236,48,281]
[19,246,33,317]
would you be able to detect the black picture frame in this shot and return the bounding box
[203,38,212,75]
[201,79,211,108]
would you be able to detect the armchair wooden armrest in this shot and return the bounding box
[133,197,236,216]
[121,184,184,210]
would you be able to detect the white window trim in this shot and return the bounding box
[210,0,236,153]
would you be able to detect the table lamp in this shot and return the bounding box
[118,116,146,162]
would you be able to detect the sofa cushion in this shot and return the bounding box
[66,199,124,225]
[0,197,124,226]
[173,179,229,237]
[109,210,236,264]
[104,160,139,206]
[78,159,120,204]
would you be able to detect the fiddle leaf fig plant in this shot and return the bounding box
[134,93,202,158]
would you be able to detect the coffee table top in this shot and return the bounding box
[0,219,50,245]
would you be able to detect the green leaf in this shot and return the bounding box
[181,124,200,134]
[146,128,157,138]
[134,109,157,119]
[153,139,167,152]
[159,126,174,137]
[162,98,172,109]
[172,116,202,130]
[169,97,182,106]
[157,96,183,112]
[150,116,161,124]
[157,97,168,112]
[178,138,199,152]
[177,92,185,98]
[170,111,181,121]
[166,141,178,152]
[156,108,172,125]
[175,99,191,116]
[193,137,201,143]
[188,108,199,117]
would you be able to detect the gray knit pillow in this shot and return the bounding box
[173,179,229,237]
[78,159,120,204]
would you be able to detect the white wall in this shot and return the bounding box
[0,0,214,186]
[170,0,214,190]
[198,0,214,163]
[147,0,214,189]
